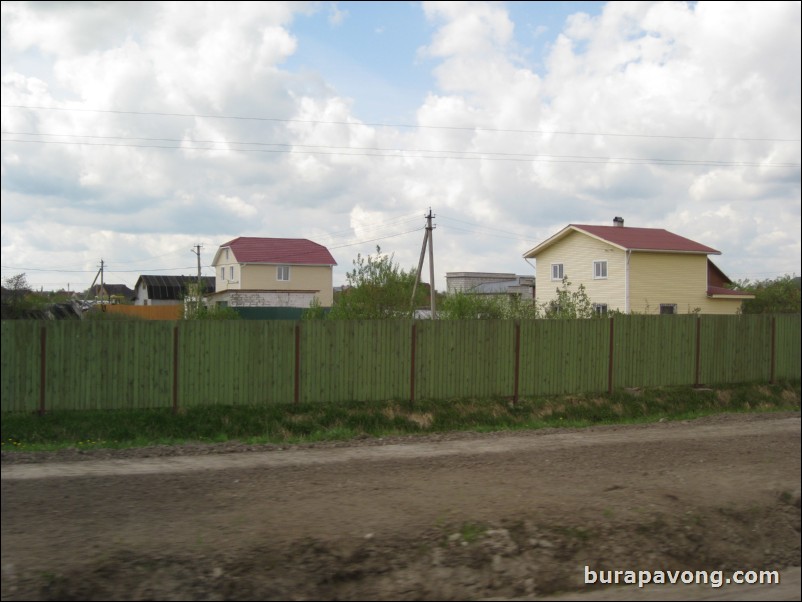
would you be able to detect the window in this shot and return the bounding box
[229,266,234,281]
[220,267,225,280]
[660,304,677,315]
[593,260,607,279]
[277,265,290,281]
[225,249,229,260]
[593,303,608,315]
[551,263,564,280]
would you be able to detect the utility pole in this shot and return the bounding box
[100,258,105,303]
[426,208,436,318]
[411,227,429,311]
[83,264,101,303]
[411,208,436,318]
[191,244,203,312]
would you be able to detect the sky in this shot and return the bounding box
[1,0,800,295]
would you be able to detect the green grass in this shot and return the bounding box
[1,381,799,452]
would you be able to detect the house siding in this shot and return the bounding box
[628,253,739,315]
[629,253,705,314]
[212,262,333,306]
[216,261,238,291]
[535,231,626,311]
[239,265,333,306]
[700,298,744,314]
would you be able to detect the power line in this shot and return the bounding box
[3,104,799,143]
[438,213,530,238]
[1,264,197,273]
[4,131,798,167]
[438,223,533,243]
[0,227,424,278]
[311,213,422,243]
[4,137,797,168]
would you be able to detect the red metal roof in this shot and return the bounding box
[572,225,720,254]
[220,237,337,265]
[707,285,754,298]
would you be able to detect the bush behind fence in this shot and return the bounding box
[1,314,800,412]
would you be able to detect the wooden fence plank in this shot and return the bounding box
[1,315,799,412]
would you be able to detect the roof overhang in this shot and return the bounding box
[523,225,721,258]
[707,293,756,300]
[707,286,755,300]
[523,226,601,258]
[239,262,335,267]
[211,246,231,266]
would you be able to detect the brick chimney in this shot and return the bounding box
[613,216,624,227]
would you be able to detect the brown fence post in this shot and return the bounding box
[172,325,179,415]
[694,316,702,387]
[410,323,417,406]
[770,316,776,384]
[607,317,615,394]
[294,323,301,404]
[39,326,47,416]
[513,321,521,405]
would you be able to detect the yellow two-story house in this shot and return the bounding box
[208,237,337,308]
[523,218,753,315]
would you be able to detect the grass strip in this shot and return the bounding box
[2,381,799,452]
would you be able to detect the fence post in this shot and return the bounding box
[607,317,615,394]
[694,316,702,387]
[39,325,47,416]
[513,321,521,405]
[770,316,776,384]
[410,322,417,406]
[294,323,301,404]
[172,325,179,415]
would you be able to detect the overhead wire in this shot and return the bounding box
[2,136,798,168]
[0,225,425,280]
[3,104,799,287]
[3,104,799,142]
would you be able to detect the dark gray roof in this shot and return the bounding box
[135,275,215,300]
[89,284,135,299]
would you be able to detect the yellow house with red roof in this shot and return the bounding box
[523,218,754,315]
[209,237,337,308]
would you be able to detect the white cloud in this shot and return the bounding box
[1,1,799,293]
[328,3,347,27]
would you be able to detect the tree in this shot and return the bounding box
[439,292,541,320]
[439,279,600,320]
[1,273,34,319]
[327,246,426,319]
[543,278,596,319]
[301,296,328,320]
[735,275,801,314]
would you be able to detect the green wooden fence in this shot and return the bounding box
[1,314,799,412]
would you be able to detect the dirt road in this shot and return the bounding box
[2,412,800,601]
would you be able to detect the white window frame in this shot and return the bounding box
[593,260,608,279]
[220,267,225,280]
[660,304,677,315]
[593,303,608,315]
[277,265,290,281]
[551,263,564,281]
[229,266,234,281]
